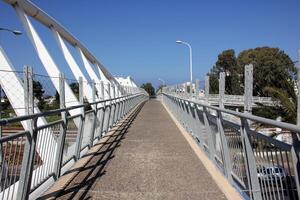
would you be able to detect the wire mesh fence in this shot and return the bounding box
[31,121,62,191]
[161,91,300,200]
[0,131,28,200]
[0,68,148,199]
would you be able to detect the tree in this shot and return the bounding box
[157,84,166,93]
[69,82,79,94]
[207,70,219,94]
[237,47,296,97]
[208,49,243,94]
[141,83,155,96]
[33,80,45,101]
[263,85,296,124]
[207,47,297,124]
[33,80,45,109]
[236,47,297,124]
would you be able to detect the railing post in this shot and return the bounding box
[98,81,105,137]
[17,66,36,200]
[114,84,120,123]
[244,64,253,113]
[53,73,67,179]
[75,77,84,160]
[219,72,225,109]
[202,107,216,161]
[109,84,115,128]
[103,83,111,133]
[240,118,262,200]
[216,110,233,183]
[89,79,97,147]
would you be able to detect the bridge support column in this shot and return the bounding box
[195,79,200,99]
[244,64,253,113]
[219,72,225,109]
[54,73,67,179]
[17,66,37,200]
[205,75,209,102]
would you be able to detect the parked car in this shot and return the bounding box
[257,165,297,197]
[257,165,288,182]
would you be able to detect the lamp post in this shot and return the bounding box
[158,78,165,86]
[176,40,193,84]
[0,27,22,35]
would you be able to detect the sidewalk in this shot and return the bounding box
[40,100,227,200]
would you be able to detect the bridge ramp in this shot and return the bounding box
[41,100,227,200]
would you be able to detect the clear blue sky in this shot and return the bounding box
[1,0,300,88]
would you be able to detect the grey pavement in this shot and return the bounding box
[41,100,227,200]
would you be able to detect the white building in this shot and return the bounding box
[114,76,138,87]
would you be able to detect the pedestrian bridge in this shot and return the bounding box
[39,100,227,200]
[0,1,300,200]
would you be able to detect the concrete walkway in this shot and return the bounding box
[40,100,227,200]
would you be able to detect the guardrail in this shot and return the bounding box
[0,91,147,200]
[160,91,300,200]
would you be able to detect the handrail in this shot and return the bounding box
[164,93,300,133]
[160,91,300,200]
[0,91,148,200]
[0,93,143,126]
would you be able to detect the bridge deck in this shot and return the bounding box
[40,100,226,200]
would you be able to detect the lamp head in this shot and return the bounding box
[176,40,182,44]
[12,30,22,35]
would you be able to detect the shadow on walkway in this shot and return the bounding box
[38,102,146,200]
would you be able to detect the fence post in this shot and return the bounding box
[219,72,225,109]
[89,80,97,147]
[205,75,209,103]
[202,107,216,161]
[114,85,120,124]
[109,84,115,128]
[75,77,84,160]
[240,118,262,200]
[53,73,67,179]
[98,81,105,137]
[103,83,111,133]
[216,110,233,183]
[244,64,253,113]
[17,66,36,200]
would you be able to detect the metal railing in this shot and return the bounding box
[0,71,148,200]
[160,90,300,200]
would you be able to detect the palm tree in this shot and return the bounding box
[263,86,296,124]
[258,80,299,144]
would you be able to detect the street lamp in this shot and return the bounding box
[0,27,22,35]
[158,78,165,86]
[176,40,193,84]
